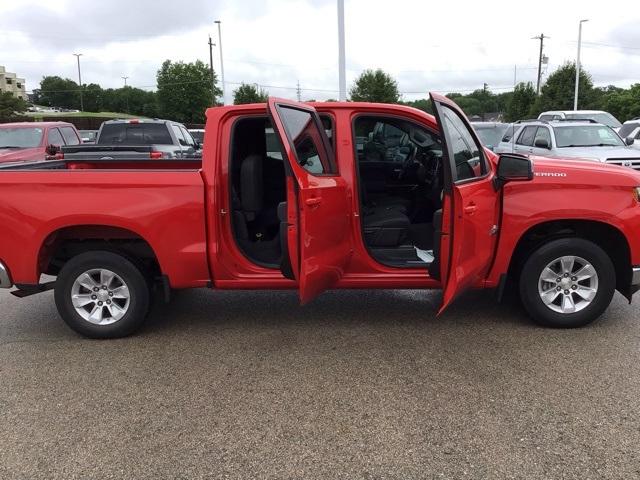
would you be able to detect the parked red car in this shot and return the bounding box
[0,121,81,163]
[0,94,639,338]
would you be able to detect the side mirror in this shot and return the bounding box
[45,144,60,156]
[495,154,533,189]
[625,137,635,146]
[534,138,550,149]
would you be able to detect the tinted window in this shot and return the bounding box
[60,127,80,145]
[565,112,622,128]
[189,130,205,143]
[47,128,64,146]
[98,123,173,145]
[441,106,485,181]
[277,106,336,175]
[533,127,552,147]
[517,126,537,146]
[0,127,43,148]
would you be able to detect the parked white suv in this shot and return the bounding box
[495,120,640,171]
[538,110,622,130]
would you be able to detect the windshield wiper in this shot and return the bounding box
[0,145,22,149]
[559,144,618,148]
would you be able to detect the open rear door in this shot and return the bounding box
[429,93,501,313]
[268,97,353,304]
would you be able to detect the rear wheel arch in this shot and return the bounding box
[38,225,163,281]
[508,219,631,296]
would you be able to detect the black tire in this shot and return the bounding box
[519,238,615,328]
[54,251,150,339]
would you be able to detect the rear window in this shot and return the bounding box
[97,123,173,145]
[0,127,43,148]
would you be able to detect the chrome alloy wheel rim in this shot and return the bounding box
[537,255,598,314]
[70,269,130,325]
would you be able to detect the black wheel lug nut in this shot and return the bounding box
[98,301,103,306]
[564,290,570,295]
[91,295,97,300]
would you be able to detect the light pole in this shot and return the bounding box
[215,20,226,105]
[337,0,346,101]
[122,76,130,113]
[574,19,589,111]
[73,53,83,111]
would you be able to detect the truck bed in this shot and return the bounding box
[0,162,210,288]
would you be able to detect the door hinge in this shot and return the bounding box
[220,209,227,215]
[490,225,499,236]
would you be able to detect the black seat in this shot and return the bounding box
[232,154,281,265]
[363,208,410,247]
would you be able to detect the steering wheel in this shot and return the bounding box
[398,144,419,180]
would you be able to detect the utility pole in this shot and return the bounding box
[208,35,216,105]
[215,20,226,105]
[296,80,301,102]
[73,53,83,111]
[337,0,346,101]
[532,33,548,95]
[122,76,129,114]
[574,19,589,111]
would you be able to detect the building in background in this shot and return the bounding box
[0,66,27,100]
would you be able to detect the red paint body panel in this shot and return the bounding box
[0,170,209,287]
[0,100,638,307]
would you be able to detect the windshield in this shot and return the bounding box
[98,123,172,145]
[554,125,624,148]
[0,127,44,148]
[564,112,622,128]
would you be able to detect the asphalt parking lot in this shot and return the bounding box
[1,286,639,479]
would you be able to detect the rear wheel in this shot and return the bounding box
[54,251,150,338]
[519,238,615,328]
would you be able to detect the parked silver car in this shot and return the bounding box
[495,120,640,171]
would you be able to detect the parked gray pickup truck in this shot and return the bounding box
[61,118,202,160]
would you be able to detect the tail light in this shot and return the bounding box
[129,119,140,124]
[149,151,163,159]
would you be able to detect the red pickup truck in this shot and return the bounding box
[0,121,81,163]
[0,94,639,338]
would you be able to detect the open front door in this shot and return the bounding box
[429,93,501,313]
[268,97,353,304]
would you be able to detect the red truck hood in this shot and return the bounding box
[0,147,46,164]
[530,155,640,187]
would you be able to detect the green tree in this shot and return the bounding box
[36,76,80,109]
[233,83,268,104]
[156,60,221,123]
[534,62,594,114]
[403,98,432,114]
[505,82,536,121]
[0,91,27,117]
[349,69,400,103]
[600,84,640,122]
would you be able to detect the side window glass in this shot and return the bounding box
[276,106,336,175]
[180,127,195,147]
[517,126,537,146]
[171,125,187,146]
[61,127,80,145]
[534,127,551,147]
[47,128,64,146]
[441,106,486,181]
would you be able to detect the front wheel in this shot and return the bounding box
[519,238,616,328]
[54,251,150,339]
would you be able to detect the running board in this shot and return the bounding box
[11,282,56,298]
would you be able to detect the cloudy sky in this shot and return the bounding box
[1,0,639,103]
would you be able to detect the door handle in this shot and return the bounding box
[305,197,322,207]
[464,203,477,214]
